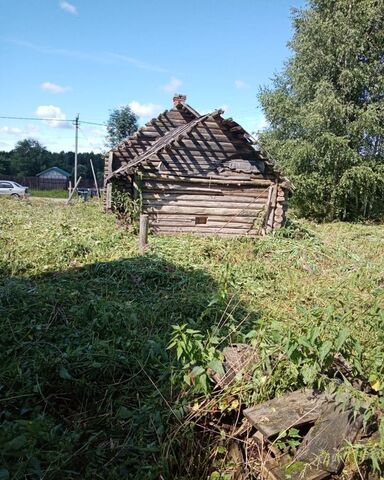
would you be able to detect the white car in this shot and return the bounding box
[0,180,29,198]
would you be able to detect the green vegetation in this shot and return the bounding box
[106,105,138,149]
[0,138,104,183]
[259,0,384,221]
[1,199,383,478]
[30,189,69,199]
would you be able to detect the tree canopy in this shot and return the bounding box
[105,105,139,149]
[12,139,49,176]
[0,138,104,182]
[258,0,384,220]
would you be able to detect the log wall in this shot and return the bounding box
[140,172,282,236]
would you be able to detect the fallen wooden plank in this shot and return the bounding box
[244,389,329,438]
[294,398,364,474]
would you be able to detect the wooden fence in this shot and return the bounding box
[0,175,101,190]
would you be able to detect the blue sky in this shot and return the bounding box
[0,0,305,152]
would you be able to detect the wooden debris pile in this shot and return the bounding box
[204,344,381,480]
[244,389,365,479]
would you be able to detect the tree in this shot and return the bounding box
[258,0,384,220]
[105,106,139,149]
[0,152,11,175]
[12,138,49,176]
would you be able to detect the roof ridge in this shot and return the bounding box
[37,166,71,177]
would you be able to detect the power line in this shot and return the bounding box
[0,115,106,126]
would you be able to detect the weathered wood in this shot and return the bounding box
[295,399,364,474]
[143,178,272,187]
[143,199,267,209]
[244,389,329,438]
[151,226,256,235]
[150,214,259,223]
[144,205,265,216]
[151,221,256,229]
[220,344,259,386]
[144,186,274,196]
[66,176,82,205]
[143,192,270,202]
[139,214,149,254]
[265,182,278,233]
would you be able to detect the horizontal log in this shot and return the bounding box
[150,226,256,234]
[143,199,267,209]
[143,185,273,196]
[149,213,262,223]
[143,174,272,186]
[144,185,224,194]
[150,219,256,228]
[142,193,270,202]
[144,205,264,216]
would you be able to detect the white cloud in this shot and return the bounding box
[35,105,71,128]
[8,39,168,73]
[234,80,250,89]
[108,53,167,73]
[161,77,183,92]
[129,101,163,118]
[41,82,71,94]
[59,1,77,15]
[0,126,23,135]
[0,125,40,150]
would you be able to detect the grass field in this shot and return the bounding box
[1,198,383,479]
[29,189,69,199]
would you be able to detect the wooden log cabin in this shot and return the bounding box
[104,95,291,236]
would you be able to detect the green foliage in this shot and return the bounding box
[106,105,139,149]
[0,199,383,478]
[111,181,141,231]
[0,141,104,180]
[168,324,224,394]
[259,0,384,220]
[30,189,69,198]
[11,138,49,176]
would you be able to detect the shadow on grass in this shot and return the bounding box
[0,255,252,480]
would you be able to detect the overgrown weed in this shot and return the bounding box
[0,198,383,478]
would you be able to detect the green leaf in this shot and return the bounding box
[4,435,27,451]
[117,406,131,419]
[191,366,205,378]
[335,328,350,351]
[319,340,333,363]
[207,358,225,377]
[59,366,73,380]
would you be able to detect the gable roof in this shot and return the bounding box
[106,97,282,182]
[36,166,71,177]
[109,102,200,163]
[107,109,224,180]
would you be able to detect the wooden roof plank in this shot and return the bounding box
[244,389,329,438]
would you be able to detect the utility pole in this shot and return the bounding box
[74,114,79,188]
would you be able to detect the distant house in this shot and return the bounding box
[36,167,71,180]
[104,94,291,236]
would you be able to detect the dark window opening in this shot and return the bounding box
[195,216,207,225]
